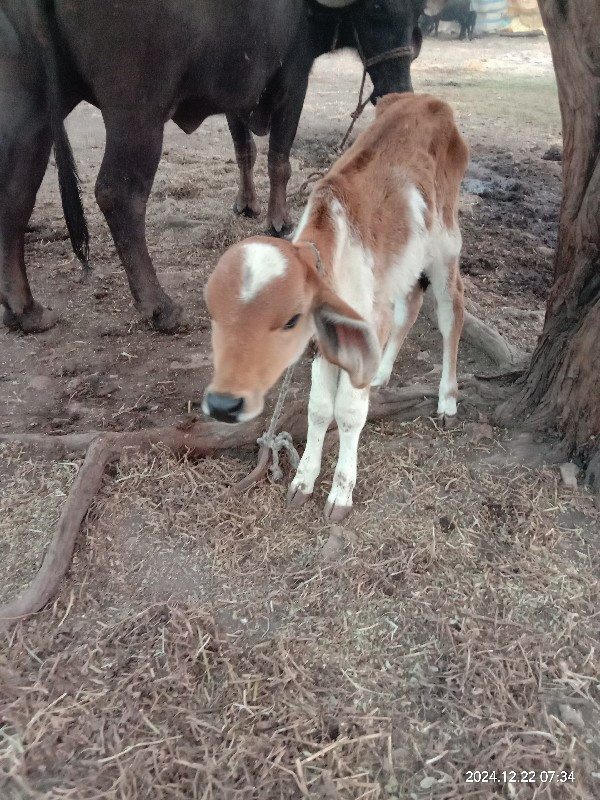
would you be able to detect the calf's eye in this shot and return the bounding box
[283,314,301,330]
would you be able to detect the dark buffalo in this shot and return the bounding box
[0,0,424,333]
[420,0,476,40]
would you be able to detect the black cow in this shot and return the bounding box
[0,0,424,334]
[420,0,476,40]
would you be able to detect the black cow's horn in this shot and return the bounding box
[315,0,358,7]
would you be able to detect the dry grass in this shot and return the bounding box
[0,445,80,606]
[1,419,599,799]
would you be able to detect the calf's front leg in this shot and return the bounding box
[325,372,370,522]
[287,357,339,507]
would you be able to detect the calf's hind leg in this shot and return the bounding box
[95,113,182,331]
[430,261,464,418]
[371,285,424,387]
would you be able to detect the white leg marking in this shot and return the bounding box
[288,358,339,501]
[325,371,370,520]
[371,288,424,387]
[241,242,287,302]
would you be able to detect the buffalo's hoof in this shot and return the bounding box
[287,484,311,509]
[324,501,352,523]
[233,199,260,219]
[149,300,184,333]
[267,221,294,239]
[3,302,59,333]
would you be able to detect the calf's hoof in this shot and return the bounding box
[370,370,391,388]
[324,500,352,523]
[439,412,459,430]
[287,484,311,509]
[3,302,59,333]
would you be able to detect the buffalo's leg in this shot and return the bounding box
[95,113,182,331]
[0,61,57,332]
[267,76,310,236]
[227,115,260,219]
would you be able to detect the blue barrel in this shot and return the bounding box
[472,0,510,32]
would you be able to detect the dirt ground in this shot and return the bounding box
[2,33,599,800]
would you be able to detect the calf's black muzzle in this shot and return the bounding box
[204,393,244,424]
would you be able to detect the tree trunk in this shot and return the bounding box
[496,0,600,488]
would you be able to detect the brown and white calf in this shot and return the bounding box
[203,93,469,520]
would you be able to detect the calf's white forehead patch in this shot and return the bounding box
[240,242,288,302]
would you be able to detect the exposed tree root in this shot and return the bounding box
[0,380,506,630]
[0,436,120,632]
[0,386,439,459]
[231,445,272,494]
[421,291,527,369]
[462,310,526,369]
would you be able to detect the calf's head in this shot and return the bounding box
[203,236,380,423]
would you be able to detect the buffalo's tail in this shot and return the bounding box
[39,0,89,271]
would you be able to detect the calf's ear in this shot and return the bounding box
[313,290,381,389]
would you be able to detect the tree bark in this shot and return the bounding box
[496,0,600,487]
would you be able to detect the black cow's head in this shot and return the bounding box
[315,0,425,102]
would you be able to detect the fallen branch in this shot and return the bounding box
[1,381,502,630]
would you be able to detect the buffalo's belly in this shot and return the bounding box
[172,64,277,134]
[171,98,218,134]
[54,0,292,128]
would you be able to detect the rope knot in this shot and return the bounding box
[257,430,300,483]
[255,365,300,483]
